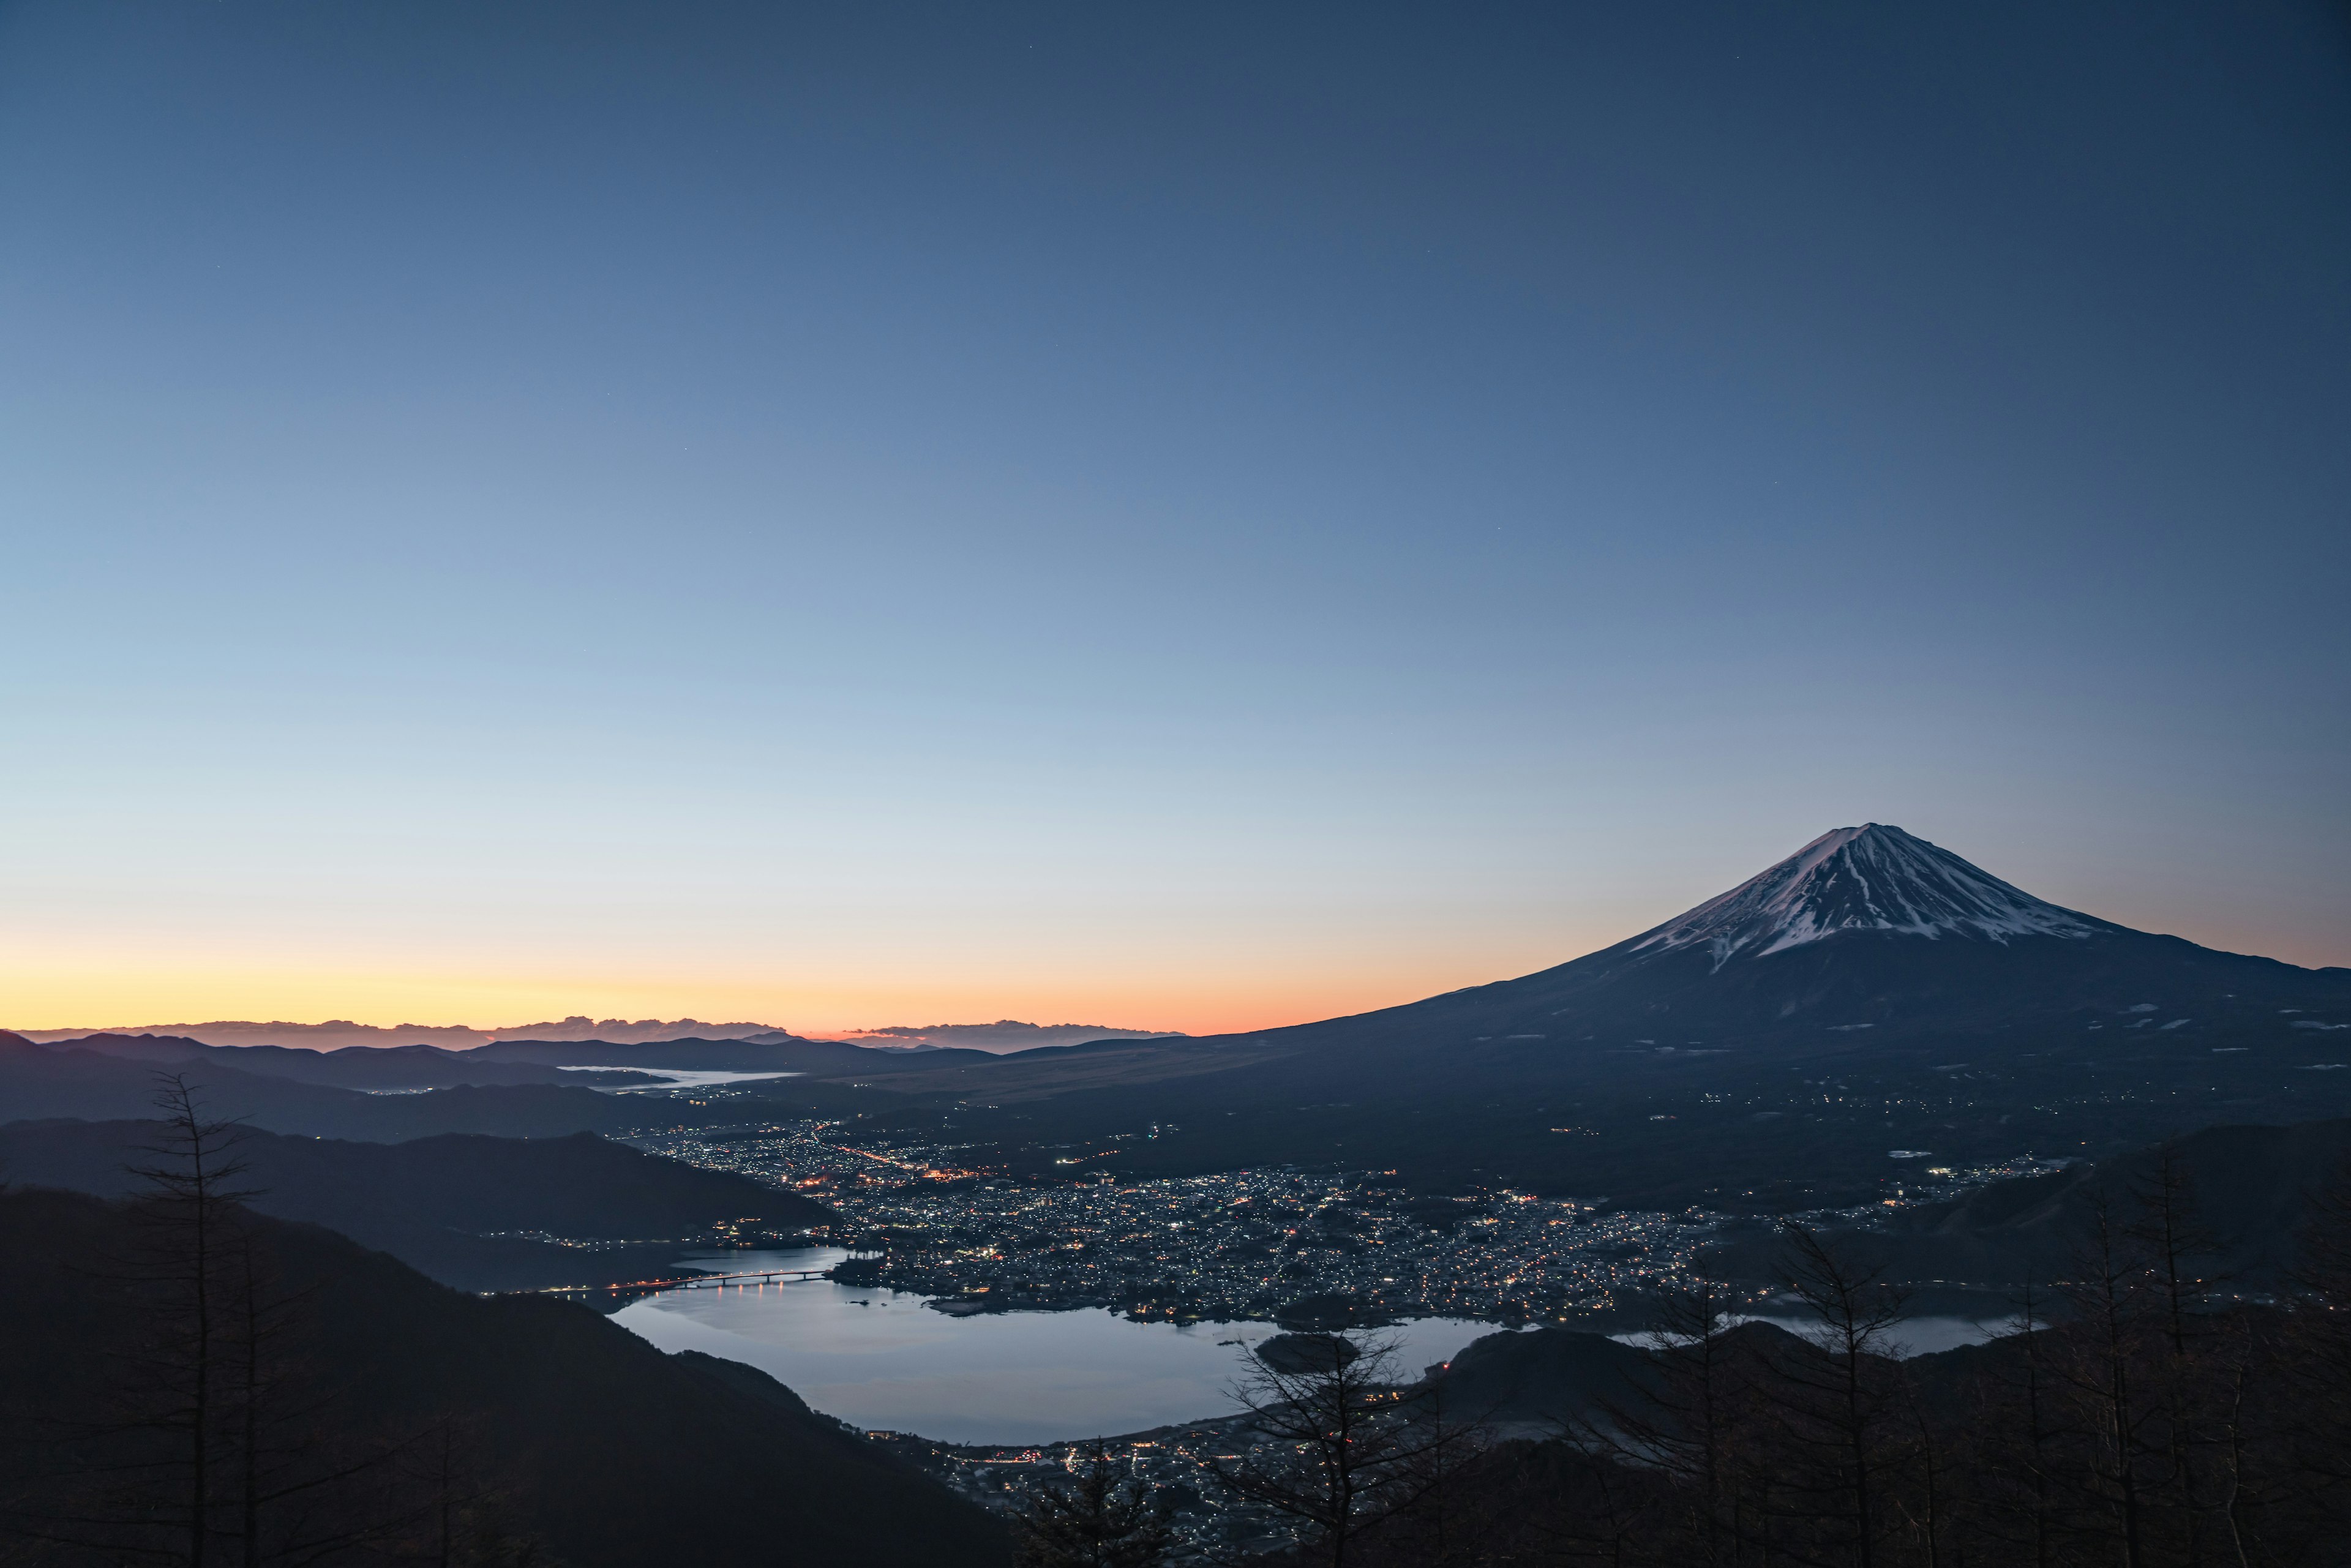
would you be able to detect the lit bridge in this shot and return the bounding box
[525,1265,839,1298]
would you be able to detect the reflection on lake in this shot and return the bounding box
[613,1250,1511,1446]
[1613,1315,2019,1357]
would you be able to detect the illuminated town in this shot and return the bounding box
[625,1114,2060,1326]
[615,1112,2064,1559]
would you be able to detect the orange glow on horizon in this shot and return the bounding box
[0,937,1612,1041]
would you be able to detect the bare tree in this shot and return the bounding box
[2129,1142,2235,1559]
[6,1076,422,1567]
[1979,1274,2066,1568]
[1589,1268,1759,1567]
[2279,1157,2351,1541]
[124,1075,261,1568]
[1353,1373,1494,1568]
[370,1414,549,1568]
[2130,1141,2216,1362]
[2055,1188,2156,1568]
[1892,1369,1949,1568]
[1013,1441,1172,1568]
[1209,1334,1455,1568]
[1764,1222,1912,1568]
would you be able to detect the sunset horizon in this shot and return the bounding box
[12,818,2342,1041]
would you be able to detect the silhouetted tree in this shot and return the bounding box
[3,1078,429,1567]
[2279,1157,2351,1543]
[122,1075,262,1567]
[2055,1188,2161,1566]
[1210,1334,1453,1568]
[1764,1221,1912,1568]
[1578,1267,1761,1567]
[391,1417,544,1568]
[1355,1374,1496,1567]
[1973,1275,2066,1568]
[1012,1441,1171,1568]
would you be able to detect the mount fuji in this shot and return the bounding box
[892,824,2351,1206]
[1232,822,2345,1059]
[1625,823,2103,966]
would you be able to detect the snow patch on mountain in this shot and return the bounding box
[1629,824,2101,969]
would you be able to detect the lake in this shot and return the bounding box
[556,1067,806,1091]
[613,1250,2016,1446]
[612,1248,1512,1445]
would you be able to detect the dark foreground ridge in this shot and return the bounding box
[0,1186,1007,1567]
[939,1130,2351,1564]
[0,1118,834,1292]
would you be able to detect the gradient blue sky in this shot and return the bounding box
[5,1,2347,1033]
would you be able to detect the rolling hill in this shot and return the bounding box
[0,1119,834,1292]
[0,1187,1006,1566]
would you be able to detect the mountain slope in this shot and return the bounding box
[1250,823,2348,1058]
[0,1187,1007,1566]
[0,1034,662,1140]
[39,1031,624,1089]
[0,1120,833,1291]
[1698,1116,2351,1294]
[853,827,2351,1204]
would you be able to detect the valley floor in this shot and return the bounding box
[624,1117,2063,1329]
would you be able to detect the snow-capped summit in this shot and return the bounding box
[1627,824,2102,970]
[1184,822,2345,1088]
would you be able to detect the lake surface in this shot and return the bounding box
[612,1249,1511,1445]
[557,1067,806,1091]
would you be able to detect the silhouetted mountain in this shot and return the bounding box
[0,1038,665,1137]
[1231,824,2350,1059]
[1422,1319,1867,1441]
[0,1119,833,1292]
[8,1016,801,1049]
[838,1021,1188,1053]
[37,1032,645,1089]
[464,1033,1000,1073]
[1353,1283,2351,1566]
[1701,1117,2351,1295]
[1423,1321,1666,1433]
[0,1187,1008,1566]
[836,827,2351,1206]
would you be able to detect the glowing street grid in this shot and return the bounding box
[624,1119,2057,1325]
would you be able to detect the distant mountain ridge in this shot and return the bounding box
[0,1029,966,1142]
[10,1015,1191,1057]
[7,1015,797,1049]
[14,1031,624,1089]
[830,1019,1188,1053]
[0,1032,666,1141]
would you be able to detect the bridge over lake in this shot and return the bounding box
[528,1265,836,1298]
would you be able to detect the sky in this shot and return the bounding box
[4,1,2348,1036]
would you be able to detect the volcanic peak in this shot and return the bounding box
[1628,824,2101,970]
